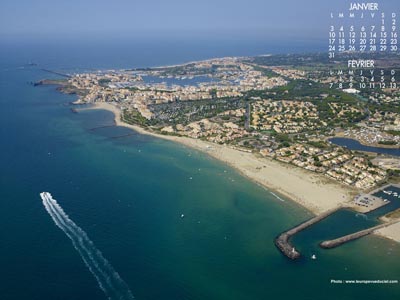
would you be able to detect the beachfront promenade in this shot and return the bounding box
[275,207,342,259]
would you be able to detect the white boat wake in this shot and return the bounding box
[40,192,135,300]
[270,192,285,202]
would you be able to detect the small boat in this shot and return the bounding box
[181,214,185,218]
[311,254,317,260]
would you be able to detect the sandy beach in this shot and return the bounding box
[376,222,400,242]
[88,102,400,242]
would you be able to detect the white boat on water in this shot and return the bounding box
[40,192,52,201]
[311,254,317,260]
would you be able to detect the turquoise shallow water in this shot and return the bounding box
[0,50,399,299]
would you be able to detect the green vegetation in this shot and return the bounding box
[209,88,217,99]
[245,78,366,129]
[150,97,247,126]
[249,65,279,78]
[378,141,397,145]
[247,53,331,68]
[386,130,400,136]
[307,141,329,149]
[271,132,292,147]
[367,102,400,114]
[387,169,400,177]
[122,109,151,127]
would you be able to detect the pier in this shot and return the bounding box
[320,219,400,249]
[367,183,400,195]
[275,207,341,259]
[89,125,116,131]
[109,133,137,139]
[40,69,71,78]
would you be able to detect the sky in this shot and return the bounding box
[0,0,398,42]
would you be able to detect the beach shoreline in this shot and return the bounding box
[86,101,400,242]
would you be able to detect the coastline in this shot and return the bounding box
[376,222,400,242]
[88,102,355,214]
[87,102,400,242]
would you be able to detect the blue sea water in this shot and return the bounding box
[0,39,399,300]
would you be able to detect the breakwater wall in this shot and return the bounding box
[275,207,342,259]
[40,69,71,78]
[320,219,399,249]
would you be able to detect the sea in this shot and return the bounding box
[0,38,399,300]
